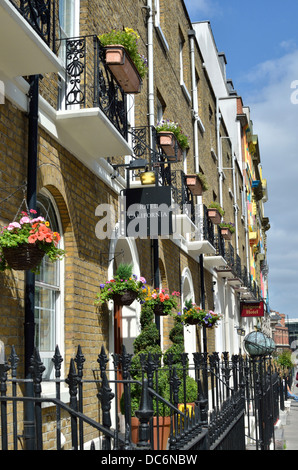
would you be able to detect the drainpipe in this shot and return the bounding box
[216,99,223,208]
[24,74,39,450]
[232,154,239,255]
[146,1,160,338]
[188,30,199,173]
[147,0,154,146]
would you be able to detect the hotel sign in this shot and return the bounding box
[123,187,173,238]
[240,301,264,318]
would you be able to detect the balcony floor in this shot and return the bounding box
[56,107,132,162]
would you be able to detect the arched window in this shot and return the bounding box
[35,192,64,379]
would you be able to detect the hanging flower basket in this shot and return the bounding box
[104,45,142,94]
[112,289,139,306]
[142,287,180,317]
[95,263,147,307]
[153,304,168,316]
[176,300,222,328]
[2,243,45,271]
[0,209,65,273]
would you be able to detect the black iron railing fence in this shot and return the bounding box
[0,344,285,451]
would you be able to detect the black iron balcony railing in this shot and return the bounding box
[10,0,57,52]
[202,205,215,246]
[161,168,196,223]
[61,35,128,139]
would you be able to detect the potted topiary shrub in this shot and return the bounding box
[121,302,171,450]
[164,310,198,418]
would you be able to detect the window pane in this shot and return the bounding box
[35,286,56,352]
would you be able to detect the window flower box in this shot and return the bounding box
[186,173,208,196]
[99,28,148,94]
[157,131,183,161]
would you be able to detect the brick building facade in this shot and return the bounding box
[0,0,270,449]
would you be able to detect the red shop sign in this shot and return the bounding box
[240,301,264,317]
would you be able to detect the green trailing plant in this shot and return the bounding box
[219,222,236,233]
[208,201,225,216]
[197,172,209,192]
[156,119,190,150]
[174,298,222,328]
[99,28,148,79]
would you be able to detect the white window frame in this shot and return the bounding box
[154,0,169,52]
[35,189,66,401]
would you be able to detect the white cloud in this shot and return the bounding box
[184,0,221,18]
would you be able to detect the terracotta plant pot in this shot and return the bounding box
[158,131,182,162]
[112,290,138,306]
[105,45,142,94]
[186,175,203,196]
[207,208,221,224]
[131,416,171,450]
[220,227,232,240]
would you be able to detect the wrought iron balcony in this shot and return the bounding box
[10,0,56,50]
[56,35,132,161]
[0,0,61,77]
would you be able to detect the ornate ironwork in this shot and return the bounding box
[0,343,283,451]
[63,35,128,139]
[10,0,56,51]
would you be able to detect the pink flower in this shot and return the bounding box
[19,216,31,224]
[7,222,21,230]
[139,277,146,284]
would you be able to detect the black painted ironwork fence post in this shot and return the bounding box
[30,349,45,450]
[97,345,115,450]
[135,377,153,450]
[0,355,10,450]
[75,345,85,450]
[52,345,63,450]
[9,346,19,450]
[66,359,80,450]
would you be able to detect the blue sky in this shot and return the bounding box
[184,0,298,319]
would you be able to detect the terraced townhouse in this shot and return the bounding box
[0,0,270,449]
